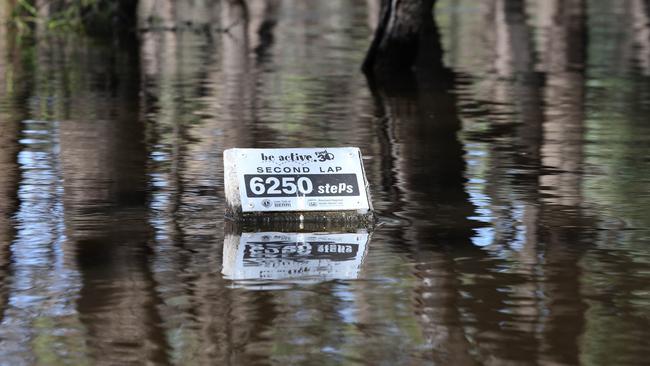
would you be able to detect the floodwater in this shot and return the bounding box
[1,0,650,364]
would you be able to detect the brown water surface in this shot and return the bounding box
[1,0,650,365]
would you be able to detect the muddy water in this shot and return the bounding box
[1,0,650,364]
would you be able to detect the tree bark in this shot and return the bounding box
[362,0,436,75]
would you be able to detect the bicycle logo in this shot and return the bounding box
[315,150,335,162]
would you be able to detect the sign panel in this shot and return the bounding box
[225,147,371,212]
[222,232,370,282]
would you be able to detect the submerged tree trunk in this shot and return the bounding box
[82,0,139,37]
[362,0,437,75]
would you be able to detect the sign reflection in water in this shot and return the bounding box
[223,229,370,286]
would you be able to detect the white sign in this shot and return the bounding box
[222,231,370,283]
[224,147,372,213]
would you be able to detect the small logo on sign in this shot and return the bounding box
[308,200,318,207]
[262,199,272,208]
[315,150,335,162]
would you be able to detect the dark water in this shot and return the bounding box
[2,0,650,364]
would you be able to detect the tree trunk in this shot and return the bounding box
[362,0,436,75]
[82,0,139,37]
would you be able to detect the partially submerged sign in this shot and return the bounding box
[224,147,373,222]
